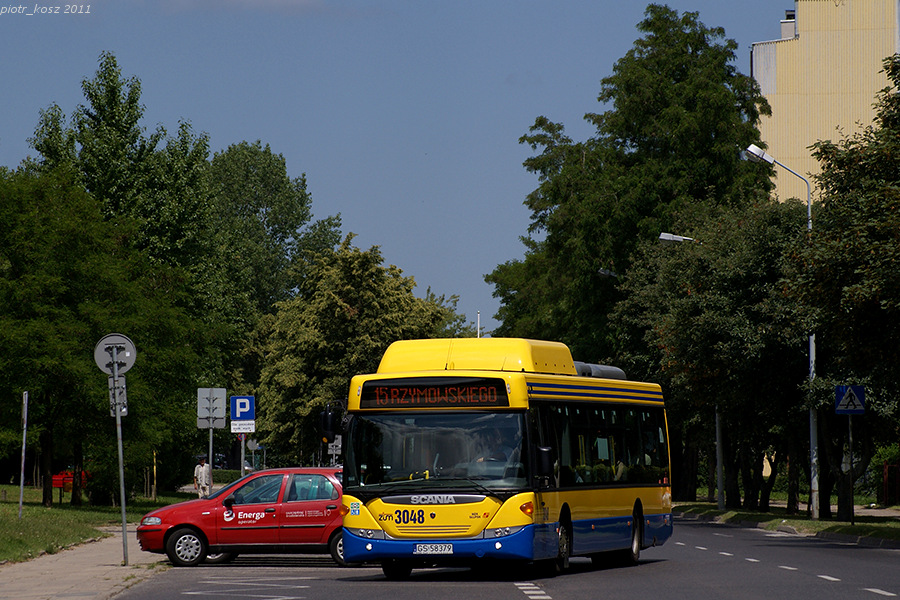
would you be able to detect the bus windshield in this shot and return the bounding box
[344,412,526,493]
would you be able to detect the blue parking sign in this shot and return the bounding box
[230,395,255,420]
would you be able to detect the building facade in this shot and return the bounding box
[751,0,899,201]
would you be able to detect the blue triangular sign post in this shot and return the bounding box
[835,385,865,415]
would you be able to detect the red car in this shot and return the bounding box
[137,467,344,567]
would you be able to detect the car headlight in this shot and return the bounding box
[141,516,162,526]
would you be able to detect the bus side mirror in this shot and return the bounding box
[536,446,554,487]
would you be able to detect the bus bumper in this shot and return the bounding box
[342,526,535,564]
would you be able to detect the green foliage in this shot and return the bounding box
[801,55,900,404]
[1,50,475,501]
[257,236,473,463]
[209,140,341,315]
[487,4,771,358]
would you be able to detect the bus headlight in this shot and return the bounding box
[485,526,522,538]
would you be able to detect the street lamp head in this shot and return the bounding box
[659,232,698,244]
[744,143,775,165]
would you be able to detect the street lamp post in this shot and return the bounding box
[744,143,819,520]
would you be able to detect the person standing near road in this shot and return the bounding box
[193,456,212,498]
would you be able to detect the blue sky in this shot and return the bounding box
[1,0,792,334]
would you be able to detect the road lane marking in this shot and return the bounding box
[818,575,841,582]
[778,566,798,571]
[695,546,708,550]
[515,582,551,600]
[862,589,896,597]
[718,552,733,557]
[745,558,760,563]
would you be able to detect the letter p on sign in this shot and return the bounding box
[231,396,255,420]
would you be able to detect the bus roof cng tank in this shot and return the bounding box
[376,338,578,375]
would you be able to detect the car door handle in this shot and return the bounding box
[326,504,337,510]
[265,507,276,513]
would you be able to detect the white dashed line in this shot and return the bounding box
[862,589,897,597]
[718,552,733,557]
[818,575,841,582]
[745,558,760,563]
[778,566,798,571]
[515,582,552,600]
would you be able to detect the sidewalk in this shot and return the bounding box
[0,525,166,600]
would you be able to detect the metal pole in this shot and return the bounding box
[240,434,246,476]
[849,415,854,525]
[715,405,724,510]
[19,391,28,520]
[774,159,819,521]
[208,427,214,490]
[112,345,129,565]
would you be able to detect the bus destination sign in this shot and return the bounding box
[360,377,509,409]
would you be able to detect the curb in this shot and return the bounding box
[674,511,900,549]
[814,531,900,549]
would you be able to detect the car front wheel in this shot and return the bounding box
[166,528,206,567]
[329,531,347,566]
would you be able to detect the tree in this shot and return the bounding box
[790,54,900,520]
[612,200,809,507]
[22,52,238,498]
[256,236,473,463]
[0,167,198,505]
[487,4,771,359]
[209,141,341,314]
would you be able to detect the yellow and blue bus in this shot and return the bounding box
[339,338,672,579]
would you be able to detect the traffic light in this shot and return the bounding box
[320,409,336,444]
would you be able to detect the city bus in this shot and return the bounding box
[338,338,672,579]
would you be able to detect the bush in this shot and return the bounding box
[870,444,900,505]
[213,470,244,485]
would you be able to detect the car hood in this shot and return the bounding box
[142,497,215,520]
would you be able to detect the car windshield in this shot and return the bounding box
[344,412,527,494]
[207,473,253,500]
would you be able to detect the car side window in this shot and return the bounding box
[286,474,336,502]
[232,474,284,505]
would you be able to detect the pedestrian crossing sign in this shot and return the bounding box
[835,385,865,415]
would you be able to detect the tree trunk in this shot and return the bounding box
[71,439,83,506]
[786,436,800,515]
[740,450,760,510]
[40,429,53,508]
[671,426,698,502]
[723,434,741,509]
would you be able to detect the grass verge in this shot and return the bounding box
[0,484,195,564]
[675,501,900,542]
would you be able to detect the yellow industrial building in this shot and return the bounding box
[751,0,899,201]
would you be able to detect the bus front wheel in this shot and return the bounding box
[541,521,571,576]
[620,514,642,566]
[382,559,413,580]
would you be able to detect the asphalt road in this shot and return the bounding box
[117,521,900,600]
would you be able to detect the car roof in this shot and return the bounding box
[248,467,341,475]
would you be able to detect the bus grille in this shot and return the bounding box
[395,525,472,536]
